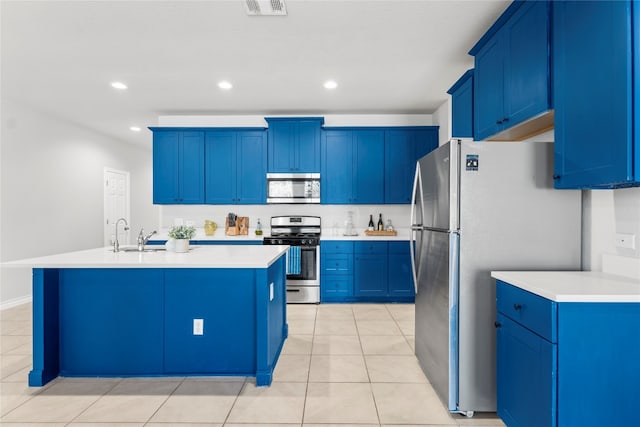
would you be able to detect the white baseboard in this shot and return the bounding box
[0,295,32,311]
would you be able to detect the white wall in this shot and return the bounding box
[432,98,452,146]
[0,100,158,308]
[159,204,411,237]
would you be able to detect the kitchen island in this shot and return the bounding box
[10,245,288,387]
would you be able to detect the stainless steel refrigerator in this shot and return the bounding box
[410,140,581,416]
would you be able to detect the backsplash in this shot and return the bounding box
[159,204,411,236]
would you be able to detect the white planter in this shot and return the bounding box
[174,239,190,253]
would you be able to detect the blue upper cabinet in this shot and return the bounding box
[322,129,384,204]
[470,0,552,141]
[152,130,205,204]
[205,129,267,204]
[385,127,438,204]
[553,0,639,189]
[266,117,323,173]
[447,70,474,138]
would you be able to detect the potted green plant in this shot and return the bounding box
[168,225,196,253]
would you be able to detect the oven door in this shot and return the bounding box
[285,245,320,303]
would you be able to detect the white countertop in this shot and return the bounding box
[6,245,289,269]
[491,271,640,303]
[320,228,411,241]
[151,229,265,243]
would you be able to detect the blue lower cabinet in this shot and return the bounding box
[388,242,414,297]
[321,241,354,302]
[496,280,640,427]
[321,240,414,303]
[497,313,556,427]
[322,276,353,299]
[354,242,387,297]
[164,269,256,374]
[59,269,165,375]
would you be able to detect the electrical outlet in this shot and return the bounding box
[185,220,194,227]
[193,318,204,335]
[614,233,636,250]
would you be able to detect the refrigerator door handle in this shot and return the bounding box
[410,162,424,294]
[410,230,420,294]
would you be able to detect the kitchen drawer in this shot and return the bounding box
[321,241,353,254]
[322,254,353,275]
[388,241,410,254]
[354,241,387,254]
[322,275,353,297]
[497,280,557,343]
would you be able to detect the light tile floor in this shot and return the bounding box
[0,302,505,426]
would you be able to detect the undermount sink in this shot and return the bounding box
[119,247,166,253]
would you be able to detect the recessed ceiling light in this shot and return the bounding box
[324,80,338,90]
[130,126,141,132]
[111,81,128,90]
[218,81,233,90]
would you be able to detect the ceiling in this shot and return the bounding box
[1,0,510,147]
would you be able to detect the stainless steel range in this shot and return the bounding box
[263,216,320,303]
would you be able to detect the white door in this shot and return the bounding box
[104,168,130,247]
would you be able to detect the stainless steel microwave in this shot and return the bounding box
[266,173,320,204]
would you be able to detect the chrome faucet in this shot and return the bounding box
[113,218,129,252]
[137,228,157,251]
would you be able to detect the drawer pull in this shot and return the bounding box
[513,303,522,310]
[494,321,502,328]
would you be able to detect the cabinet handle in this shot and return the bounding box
[513,303,522,310]
[494,321,502,328]
[496,119,503,125]
[502,117,509,123]
[553,174,561,180]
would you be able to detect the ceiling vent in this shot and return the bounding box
[244,0,287,16]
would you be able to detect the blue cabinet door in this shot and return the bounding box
[205,131,237,204]
[153,131,179,204]
[205,130,266,204]
[354,253,387,297]
[474,36,504,140]
[504,0,550,128]
[354,242,387,297]
[385,130,413,204]
[353,130,385,204]
[296,119,322,172]
[267,120,296,172]
[179,132,205,204]
[267,117,322,172]
[497,314,557,427]
[322,130,353,204]
[237,131,266,204]
[153,131,204,204]
[385,128,438,204]
[448,69,474,138]
[553,0,637,188]
[388,242,414,298]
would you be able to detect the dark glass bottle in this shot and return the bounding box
[368,214,375,230]
[377,213,384,231]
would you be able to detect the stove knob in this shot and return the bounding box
[277,239,283,245]
[302,239,307,245]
